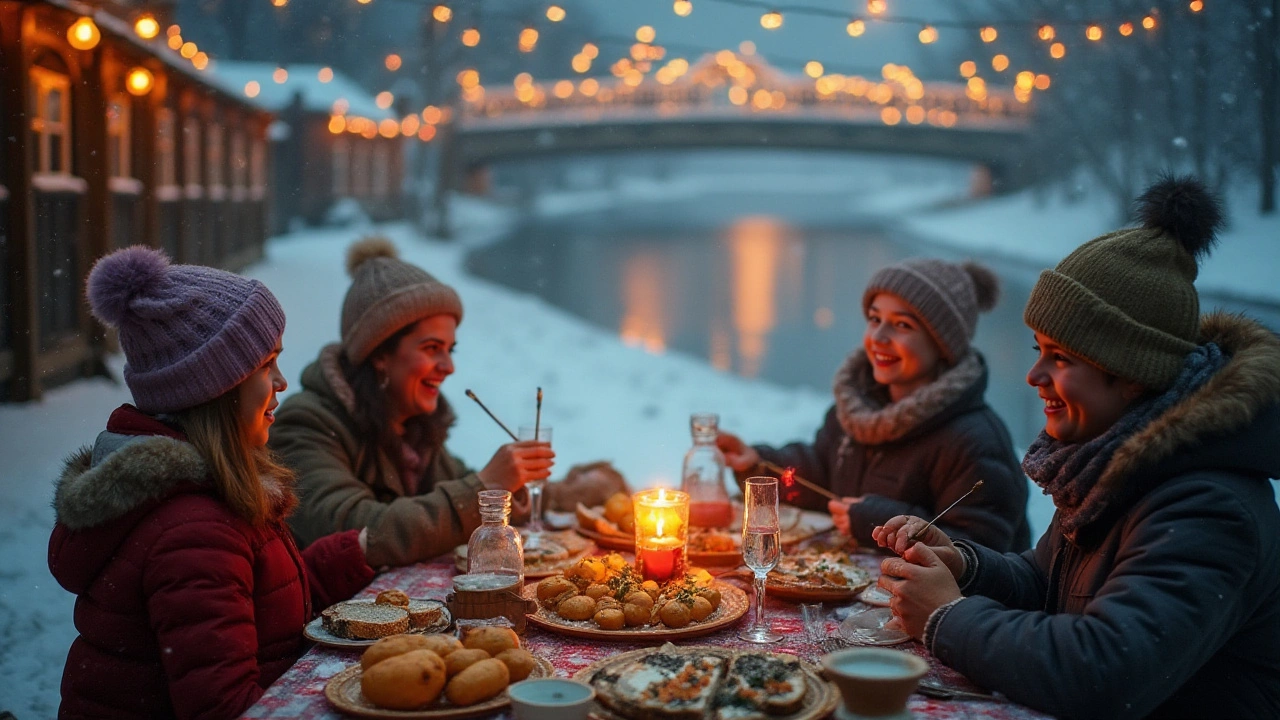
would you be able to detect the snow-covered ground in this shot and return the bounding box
[3,170,1276,716]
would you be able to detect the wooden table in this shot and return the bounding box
[241,553,1049,719]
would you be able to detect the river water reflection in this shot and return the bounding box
[467,190,1279,452]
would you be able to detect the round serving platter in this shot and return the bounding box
[521,580,748,641]
[304,599,451,650]
[324,656,554,719]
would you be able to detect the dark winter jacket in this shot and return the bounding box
[48,405,373,720]
[930,314,1280,720]
[753,350,1030,552]
[269,344,492,567]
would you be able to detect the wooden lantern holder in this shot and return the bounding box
[446,584,538,634]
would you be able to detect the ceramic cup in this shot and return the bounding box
[508,678,596,720]
[821,647,929,718]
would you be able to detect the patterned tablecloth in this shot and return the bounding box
[242,552,1049,720]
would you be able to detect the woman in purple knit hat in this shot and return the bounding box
[49,247,374,719]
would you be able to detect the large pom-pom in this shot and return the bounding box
[86,246,170,327]
[962,261,1000,312]
[346,236,398,277]
[1134,174,1223,260]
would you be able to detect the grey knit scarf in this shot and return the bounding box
[1022,343,1226,539]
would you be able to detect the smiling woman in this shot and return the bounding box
[270,237,555,567]
[717,257,1031,553]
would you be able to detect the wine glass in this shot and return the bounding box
[517,425,552,547]
[738,476,783,643]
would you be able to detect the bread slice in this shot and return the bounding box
[406,599,444,629]
[592,646,727,720]
[713,653,808,719]
[321,602,410,640]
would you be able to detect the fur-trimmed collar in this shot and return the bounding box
[309,343,457,454]
[1082,312,1280,526]
[833,350,987,445]
[55,432,294,530]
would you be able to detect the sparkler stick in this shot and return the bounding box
[534,387,543,441]
[757,459,839,501]
[908,480,985,543]
[464,389,519,442]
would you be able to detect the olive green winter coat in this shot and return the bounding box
[269,344,484,567]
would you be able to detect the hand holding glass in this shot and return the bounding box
[517,425,552,540]
[739,476,783,643]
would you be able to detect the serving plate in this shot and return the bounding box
[324,656,553,719]
[767,550,874,602]
[838,607,912,646]
[304,599,451,649]
[572,645,839,720]
[521,580,748,641]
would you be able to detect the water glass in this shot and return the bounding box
[739,476,782,643]
[800,602,826,645]
[517,426,552,540]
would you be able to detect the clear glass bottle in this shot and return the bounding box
[456,489,524,593]
[682,412,734,527]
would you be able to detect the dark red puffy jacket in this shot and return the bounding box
[49,406,374,719]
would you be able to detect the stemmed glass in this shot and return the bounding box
[738,476,783,643]
[517,425,552,548]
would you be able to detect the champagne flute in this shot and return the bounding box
[739,476,783,643]
[517,425,552,547]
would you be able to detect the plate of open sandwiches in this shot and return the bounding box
[306,589,452,649]
[766,549,874,601]
[453,529,596,578]
[325,626,553,719]
[524,553,748,641]
[575,643,839,720]
[574,494,835,564]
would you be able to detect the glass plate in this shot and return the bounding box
[838,607,911,646]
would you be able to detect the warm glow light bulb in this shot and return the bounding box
[244,81,261,98]
[739,40,756,55]
[1038,24,1055,41]
[126,67,154,95]
[385,54,402,71]
[847,19,865,37]
[1189,0,1204,11]
[867,0,886,16]
[804,61,824,78]
[68,17,101,50]
[674,0,692,17]
[1050,42,1066,59]
[992,54,1009,72]
[375,91,394,108]
[180,42,197,59]
[760,11,783,30]
[636,25,656,43]
[273,67,288,83]
[918,25,937,44]
[980,26,997,43]
[1142,15,1157,30]
[318,67,334,83]
[461,28,480,46]
[546,5,566,22]
[1086,24,1103,41]
[134,14,160,40]
[959,60,976,78]
[271,0,288,6]
[432,5,452,22]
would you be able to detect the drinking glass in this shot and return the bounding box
[517,425,552,546]
[739,476,783,643]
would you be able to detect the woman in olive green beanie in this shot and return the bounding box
[269,238,555,566]
[874,176,1280,719]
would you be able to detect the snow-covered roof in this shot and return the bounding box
[208,61,393,120]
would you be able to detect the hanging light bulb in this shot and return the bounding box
[918,25,938,44]
[1037,24,1055,41]
[546,5,566,22]
[760,11,783,30]
[980,26,997,43]
[846,19,865,37]
[1050,42,1066,58]
[673,0,692,17]
[126,67,154,95]
[1086,24,1103,41]
[68,16,101,50]
[636,25,656,43]
[134,14,160,40]
[461,27,480,46]
[1142,15,1157,30]
[867,0,886,16]
[432,5,452,22]
[1189,1,1204,12]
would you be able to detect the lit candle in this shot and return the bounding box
[633,488,690,583]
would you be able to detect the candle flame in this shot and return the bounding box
[782,468,795,486]
[656,513,665,537]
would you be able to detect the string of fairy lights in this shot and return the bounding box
[60,1,1213,142]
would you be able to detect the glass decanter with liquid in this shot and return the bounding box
[456,489,524,594]
[681,412,734,528]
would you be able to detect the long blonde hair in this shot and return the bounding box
[176,388,296,527]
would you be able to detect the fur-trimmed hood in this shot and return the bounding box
[302,343,457,455]
[1081,312,1280,535]
[54,435,208,531]
[833,349,988,445]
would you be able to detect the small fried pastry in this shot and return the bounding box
[360,649,446,710]
[623,602,651,627]
[374,589,411,608]
[593,607,626,630]
[444,648,491,677]
[445,658,510,707]
[658,599,692,628]
[462,626,521,657]
[556,594,597,621]
[496,648,537,682]
[419,633,464,658]
[689,595,714,622]
[537,576,577,603]
[361,634,433,670]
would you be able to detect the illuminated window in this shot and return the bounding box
[155,108,177,188]
[107,95,132,179]
[29,66,72,175]
[332,138,350,196]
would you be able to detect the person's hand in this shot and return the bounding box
[716,431,760,472]
[358,527,368,555]
[872,515,965,580]
[878,543,962,640]
[478,440,555,494]
[827,496,863,537]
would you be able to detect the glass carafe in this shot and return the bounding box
[456,489,524,594]
[681,412,734,527]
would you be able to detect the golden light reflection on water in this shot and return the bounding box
[619,251,668,353]
[725,216,798,378]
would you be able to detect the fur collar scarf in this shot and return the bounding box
[312,343,457,455]
[833,349,986,445]
[55,433,294,531]
[1059,312,1280,539]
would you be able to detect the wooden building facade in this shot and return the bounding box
[0,0,273,402]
